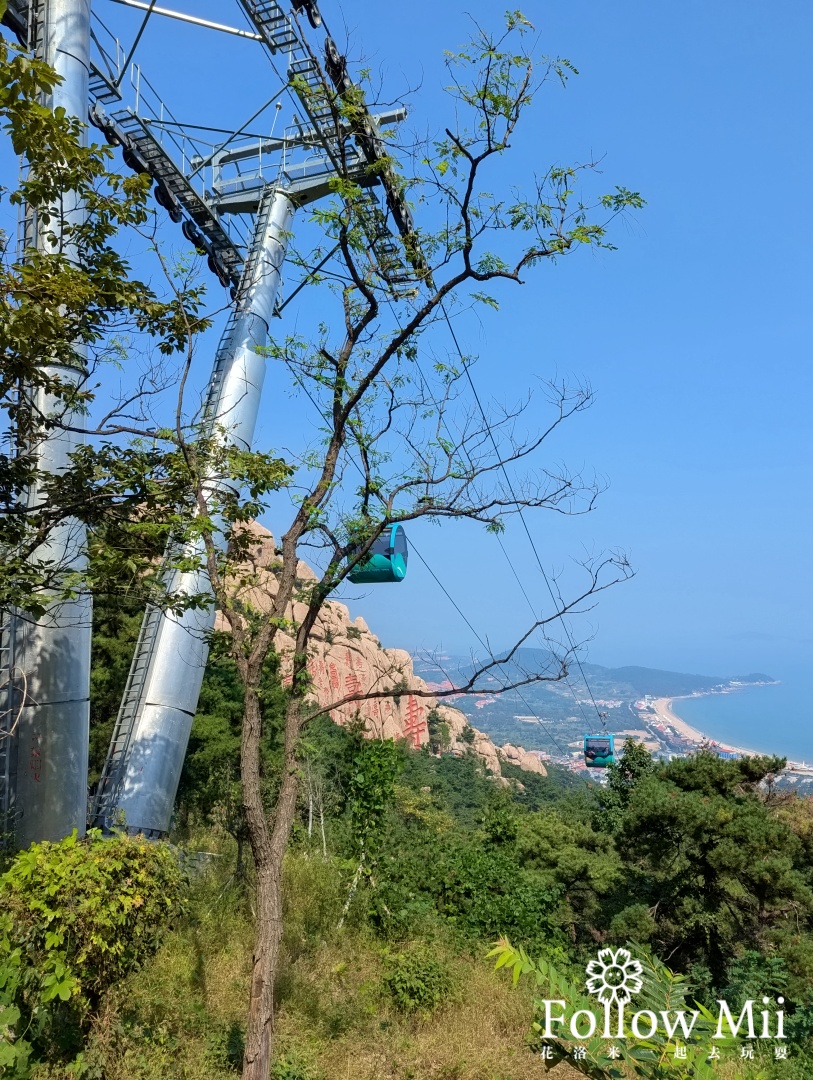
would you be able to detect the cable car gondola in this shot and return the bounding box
[347,523,408,584]
[583,734,615,768]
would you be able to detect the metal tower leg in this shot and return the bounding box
[11,0,93,848]
[91,187,295,837]
[0,608,19,844]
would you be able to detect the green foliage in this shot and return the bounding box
[381,946,453,1014]
[459,724,476,746]
[0,939,31,1077]
[611,751,809,982]
[426,709,451,754]
[180,635,246,811]
[397,750,497,829]
[369,820,562,952]
[345,724,402,865]
[515,807,622,941]
[500,759,592,812]
[480,793,519,847]
[271,1054,320,1080]
[596,737,654,831]
[720,950,790,1008]
[282,856,345,961]
[0,830,185,1066]
[0,31,217,617]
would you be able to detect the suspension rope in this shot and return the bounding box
[280,351,576,761]
[408,540,575,761]
[378,294,596,749]
[377,295,589,747]
[439,302,608,732]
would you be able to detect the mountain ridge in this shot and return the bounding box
[413,646,774,699]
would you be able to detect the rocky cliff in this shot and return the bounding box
[219,524,546,780]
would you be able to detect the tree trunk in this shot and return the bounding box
[241,688,302,1080]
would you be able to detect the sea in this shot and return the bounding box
[670,668,813,764]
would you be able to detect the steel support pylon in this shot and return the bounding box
[91,187,295,837]
[9,0,93,848]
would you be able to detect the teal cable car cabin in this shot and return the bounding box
[583,734,615,768]
[347,523,408,584]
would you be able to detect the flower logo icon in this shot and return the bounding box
[586,948,644,1006]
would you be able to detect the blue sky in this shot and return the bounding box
[6,0,811,678]
[341,0,812,677]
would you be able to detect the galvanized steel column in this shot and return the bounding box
[106,189,294,837]
[12,0,93,847]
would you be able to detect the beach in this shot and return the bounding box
[650,696,757,757]
[651,697,703,742]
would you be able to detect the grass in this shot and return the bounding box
[26,835,790,1080]
[274,938,559,1079]
[25,834,566,1080]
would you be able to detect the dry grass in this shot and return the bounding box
[274,937,585,1080]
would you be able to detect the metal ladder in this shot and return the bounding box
[90,598,165,829]
[16,161,37,260]
[355,191,416,291]
[89,67,122,108]
[109,110,243,283]
[0,0,32,49]
[237,1,342,165]
[9,0,42,258]
[201,186,278,430]
[236,0,420,292]
[201,307,240,432]
[243,0,298,51]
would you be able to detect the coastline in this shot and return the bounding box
[651,696,757,758]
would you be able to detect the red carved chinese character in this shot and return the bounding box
[345,672,361,696]
[402,696,427,748]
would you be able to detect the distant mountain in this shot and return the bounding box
[580,664,774,699]
[410,648,776,755]
[413,647,774,700]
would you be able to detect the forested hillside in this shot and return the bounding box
[3,606,813,1078]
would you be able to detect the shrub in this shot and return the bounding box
[282,854,344,958]
[370,830,562,952]
[0,829,186,1063]
[0,949,30,1076]
[382,947,453,1014]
